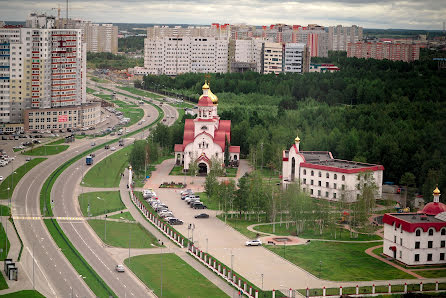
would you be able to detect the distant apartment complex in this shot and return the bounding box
[81,23,118,54]
[347,42,421,62]
[0,13,100,131]
[328,25,363,51]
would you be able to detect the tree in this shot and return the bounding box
[224,135,230,167]
[400,172,416,208]
[129,141,146,173]
[235,173,250,218]
[204,172,219,201]
[352,171,378,233]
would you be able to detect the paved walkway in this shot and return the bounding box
[365,245,424,279]
[121,169,233,296]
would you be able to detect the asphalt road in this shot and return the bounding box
[11,85,177,297]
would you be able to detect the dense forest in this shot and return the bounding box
[138,53,446,201]
[87,52,143,70]
[118,36,145,52]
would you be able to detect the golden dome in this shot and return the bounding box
[202,81,209,90]
[295,135,300,142]
[208,88,218,105]
[433,186,440,195]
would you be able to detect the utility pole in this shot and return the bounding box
[128,221,131,268]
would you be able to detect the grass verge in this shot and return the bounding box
[0,158,46,200]
[0,223,9,290]
[117,86,162,100]
[108,211,134,221]
[124,253,227,298]
[78,191,125,216]
[416,270,446,278]
[47,139,66,145]
[0,290,46,297]
[9,218,23,261]
[44,219,116,297]
[23,145,69,156]
[268,241,414,281]
[88,220,160,248]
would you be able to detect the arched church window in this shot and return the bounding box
[201,125,208,130]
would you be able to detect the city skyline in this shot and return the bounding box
[1,0,445,30]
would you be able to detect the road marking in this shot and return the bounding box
[12,216,85,221]
[25,246,57,296]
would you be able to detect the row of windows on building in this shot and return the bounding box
[303,179,346,190]
[305,188,341,199]
[414,253,444,262]
[303,169,350,181]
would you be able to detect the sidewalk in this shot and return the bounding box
[1,216,21,262]
[120,168,233,296]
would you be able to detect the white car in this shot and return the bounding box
[110,147,116,151]
[245,240,262,246]
[115,264,125,272]
[0,176,3,181]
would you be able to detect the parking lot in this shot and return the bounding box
[146,187,327,290]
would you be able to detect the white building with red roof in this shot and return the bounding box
[282,136,384,201]
[174,82,240,174]
[383,187,446,265]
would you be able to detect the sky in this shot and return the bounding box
[0,0,445,30]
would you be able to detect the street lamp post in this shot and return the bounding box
[319,260,322,278]
[158,239,164,297]
[128,220,131,268]
[104,214,107,241]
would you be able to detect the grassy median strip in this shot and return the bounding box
[108,211,134,221]
[23,145,69,156]
[0,223,10,290]
[124,253,227,298]
[44,219,116,297]
[47,138,66,145]
[88,220,160,248]
[0,158,46,200]
[78,191,125,216]
[82,146,132,188]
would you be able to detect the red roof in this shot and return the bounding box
[229,146,240,153]
[198,96,213,107]
[383,213,446,233]
[174,144,183,152]
[421,202,446,216]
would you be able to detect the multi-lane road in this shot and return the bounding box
[11,83,179,297]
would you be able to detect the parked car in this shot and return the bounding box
[91,142,96,146]
[245,240,262,246]
[194,213,209,219]
[26,157,32,161]
[110,147,116,151]
[104,145,110,149]
[0,176,3,181]
[169,218,184,225]
[115,265,125,272]
[193,203,207,209]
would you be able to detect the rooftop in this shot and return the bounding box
[301,151,332,162]
[387,213,445,224]
[306,158,382,170]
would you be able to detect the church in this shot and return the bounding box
[174,82,240,174]
[282,136,384,201]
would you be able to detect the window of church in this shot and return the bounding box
[303,178,306,184]
[310,189,313,195]
[334,174,337,180]
[303,169,306,175]
[318,190,321,196]
[326,182,329,188]
[201,125,208,130]
[342,175,346,181]
[318,171,322,177]
[326,173,329,178]
[310,180,314,185]
[311,171,314,176]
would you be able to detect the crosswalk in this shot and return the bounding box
[12,216,85,221]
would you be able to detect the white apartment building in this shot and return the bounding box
[284,43,309,73]
[147,25,230,39]
[262,42,283,74]
[78,22,118,54]
[328,25,363,51]
[0,14,87,125]
[144,36,228,75]
[282,136,384,201]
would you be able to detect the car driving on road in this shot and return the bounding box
[115,264,125,272]
[194,213,209,219]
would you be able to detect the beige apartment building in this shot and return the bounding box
[82,23,118,54]
[262,42,283,74]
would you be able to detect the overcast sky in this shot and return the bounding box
[1,0,445,30]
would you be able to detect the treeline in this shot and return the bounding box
[137,53,446,200]
[118,36,145,52]
[87,52,143,70]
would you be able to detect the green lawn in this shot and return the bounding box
[82,145,131,187]
[0,205,10,216]
[78,191,125,217]
[23,145,69,156]
[268,241,414,281]
[88,220,160,248]
[94,92,143,127]
[47,138,65,145]
[0,158,46,200]
[44,219,116,297]
[90,76,110,83]
[86,87,97,94]
[254,223,382,241]
[169,165,186,176]
[417,269,446,278]
[0,290,45,297]
[195,192,219,210]
[225,167,237,177]
[0,223,10,290]
[216,215,259,239]
[124,254,227,298]
[108,211,135,221]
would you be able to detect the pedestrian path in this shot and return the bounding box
[0,216,21,262]
[365,245,424,279]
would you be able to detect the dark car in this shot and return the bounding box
[105,145,110,149]
[194,213,209,219]
[169,218,184,225]
[193,204,207,209]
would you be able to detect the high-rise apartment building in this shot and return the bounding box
[144,36,228,75]
[78,22,118,54]
[262,42,283,74]
[328,25,363,51]
[0,13,88,127]
[284,43,310,73]
[347,42,421,62]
